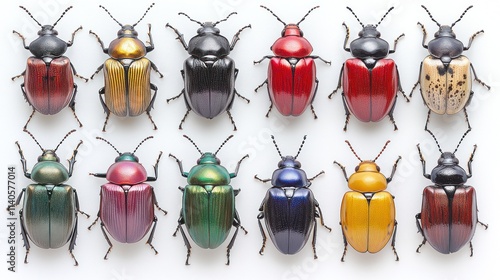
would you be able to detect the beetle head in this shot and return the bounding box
[22,129,76,163]
[421,5,473,37]
[197,24,220,35]
[278,156,301,169]
[96,136,153,163]
[20,6,72,37]
[437,152,459,165]
[344,140,390,172]
[347,6,393,38]
[281,24,303,37]
[38,25,58,36]
[197,153,221,165]
[117,25,139,38]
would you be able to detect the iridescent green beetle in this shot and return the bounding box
[169,135,248,265]
[12,129,88,265]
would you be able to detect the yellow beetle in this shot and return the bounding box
[334,140,400,261]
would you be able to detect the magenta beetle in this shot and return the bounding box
[89,4,163,131]
[416,129,488,256]
[329,7,408,131]
[12,6,87,130]
[255,135,331,258]
[409,5,490,134]
[165,12,251,130]
[88,136,167,259]
[254,5,330,118]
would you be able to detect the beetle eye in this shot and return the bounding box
[376,166,380,171]
[355,166,359,172]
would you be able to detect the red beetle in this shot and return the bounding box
[329,7,409,131]
[88,136,167,259]
[415,131,488,256]
[12,6,87,129]
[254,5,330,118]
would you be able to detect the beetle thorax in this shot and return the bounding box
[350,25,389,63]
[31,152,69,185]
[38,150,60,162]
[108,35,147,59]
[348,161,387,192]
[271,26,313,57]
[428,26,464,63]
[115,152,139,163]
[430,152,468,185]
[197,153,221,165]
[29,33,67,59]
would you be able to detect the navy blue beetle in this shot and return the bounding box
[255,135,331,258]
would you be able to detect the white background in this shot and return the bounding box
[1,0,499,279]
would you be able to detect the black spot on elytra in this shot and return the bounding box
[463,74,467,79]
[425,74,430,81]
[438,66,446,76]
[457,81,465,86]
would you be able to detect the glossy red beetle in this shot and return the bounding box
[416,130,487,255]
[254,5,330,118]
[329,7,409,131]
[88,136,167,259]
[12,6,87,129]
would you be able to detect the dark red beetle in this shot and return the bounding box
[12,6,87,129]
[88,136,167,259]
[254,5,330,118]
[416,130,487,255]
[329,7,409,131]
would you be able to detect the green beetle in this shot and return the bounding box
[12,129,88,265]
[170,135,248,265]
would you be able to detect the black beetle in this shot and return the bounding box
[166,12,251,130]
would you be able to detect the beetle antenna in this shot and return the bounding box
[294,135,308,159]
[451,5,473,28]
[375,7,394,27]
[260,5,286,26]
[425,129,444,154]
[346,7,365,28]
[182,135,203,155]
[54,129,77,152]
[22,129,45,152]
[52,6,73,27]
[178,12,203,27]
[373,141,391,162]
[99,5,123,27]
[19,6,43,27]
[213,12,237,27]
[344,140,362,162]
[133,136,154,154]
[215,135,234,156]
[296,6,320,26]
[270,135,284,158]
[95,136,121,155]
[453,129,470,154]
[133,3,155,27]
[421,5,441,27]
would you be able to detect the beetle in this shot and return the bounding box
[254,6,330,118]
[12,6,88,130]
[12,129,88,265]
[415,129,488,256]
[334,140,400,261]
[254,135,331,258]
[329,7,408,131]
[88,136,167,259]
[89,3,163,132]
[169,135,248,265]
[165,12,251,130]
[409,5,490,134]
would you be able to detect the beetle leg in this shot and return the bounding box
[178,109,191,130]
[169,154,189,177]
[229,24,251,50]
[12,30,29,49]
[254,175,271,183]
[70,62,88,82]
[389,33,405,54]
[309,78,320,119]
[66,26,83,47]
[15,141,31,178]
[391,220,399,261]
[173,212,192,265]
[340,223,348,262]
[230,154,249,178]
[73,189,89,218]
[417,22,428,49]
[341,93,351,131]
[333,161,349,182]
[328,64,344,99]
[90,64,104,80]
[97,87,112,132]
[89,30,109,54]
[470,63,491,90]
[87,212,100,230]
[146,216,159,255]
[386,156,402,183]
[315,200,332,232]
[68,216,79,265]
[146,152,163,181]
[257,212,267,255]
[463,30,484,51]
[23,109,36,131]
[253,55,273,65]
[100,222,114,260]
[466,144,477,178]
[165,23,189,50]
[150,61,164,78]
[254,79,268,94]
[167,91,183,103]
[395,66,410,101]
[416,144,432,179]
[409,62,423,98]
[19,210,31,263]
[145,84,159,130]
[11,70,25,81]
[13,188,25,210]
[67,140,83,177]
[226,110,237,131]
[309,170,325,181]
[67,83,83,128]
[226,210,246,265]
[235,89,250,103]
[311,218,319,259]
[387,96,399,130]
[415,213,427,253]
[152,188,168,215]
[341,22,351,52]
[309,55,331,65]
[478,220,488,230]
[145,23,155,52]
